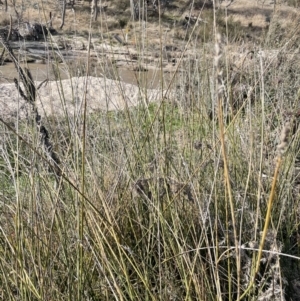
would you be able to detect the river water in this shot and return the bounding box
[0,61,171,89]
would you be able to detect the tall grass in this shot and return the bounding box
[0,1,300,300]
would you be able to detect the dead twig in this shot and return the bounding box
[0,15,13,65]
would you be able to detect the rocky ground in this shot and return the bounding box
[0,76,165,119]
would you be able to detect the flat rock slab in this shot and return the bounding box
[9,41,64,51]
[0,76,162,119]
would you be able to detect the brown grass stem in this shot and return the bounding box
[218,99,241,300]
[239,156,282,300]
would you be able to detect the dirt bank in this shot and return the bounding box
[0,76,163,120]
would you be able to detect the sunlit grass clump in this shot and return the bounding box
[0,1,300,300]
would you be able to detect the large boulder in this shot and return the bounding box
[32,23,49,40]
[18,22,51,41]
[18,22,36,40]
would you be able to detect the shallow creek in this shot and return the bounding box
[1,62,174,90]
[0,40,176,89]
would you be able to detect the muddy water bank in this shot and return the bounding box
[0,60,174,89]
[0,62,66,83]
[0,38,181,88]
[3,32,186,81]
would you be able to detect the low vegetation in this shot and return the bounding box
[0,0,300,300]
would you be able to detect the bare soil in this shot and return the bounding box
[0,76,163,119]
